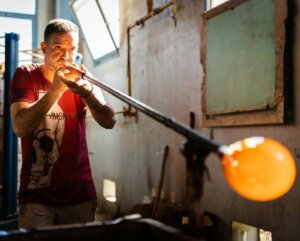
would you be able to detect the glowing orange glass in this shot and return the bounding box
[221,137,296,201]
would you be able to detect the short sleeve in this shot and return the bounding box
[9,66,37,105]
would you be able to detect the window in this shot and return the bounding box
[206,0,229,10]
[72,0,120,64]
[0,0,37,64]
[201,0,288,126]
[0,0,35,14]
[232,221,272,241]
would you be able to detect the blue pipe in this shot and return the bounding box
[2,33,19,219]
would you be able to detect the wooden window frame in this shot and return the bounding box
[201,0,289,127]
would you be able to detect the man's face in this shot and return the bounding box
[41,31,79,72]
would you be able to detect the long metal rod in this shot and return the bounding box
[2,33,19,219]
[68,65,221,153]
[127,27,132,98]
[127,1,176,29]
[0,44,44,59]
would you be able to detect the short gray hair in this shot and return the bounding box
[44,18,79,42]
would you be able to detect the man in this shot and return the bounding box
[9,18,116,228]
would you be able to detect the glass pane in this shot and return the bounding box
[0,0,36,14]
[0,17,32,64]
[73,0,115,60]
[98,0,120,48]
[232,221,272,241]
[211,0,228,8]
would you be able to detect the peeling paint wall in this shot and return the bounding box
[79,0,300,240]
[84,0,203,213]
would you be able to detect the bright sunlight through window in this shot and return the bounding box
[206,0,229,10]
[72,0,120,64]
[0,0,35,14]
[0,0,36,64]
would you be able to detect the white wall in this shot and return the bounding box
[84,0,204,215]
[37,0,55,43]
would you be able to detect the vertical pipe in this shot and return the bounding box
[2,33,19,219]
[127,27,132,97]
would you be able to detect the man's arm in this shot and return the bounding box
[83,86,116,129]
[10,71,67,138]
[58,64,116,129]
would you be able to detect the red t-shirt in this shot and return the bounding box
[9,64,97,207]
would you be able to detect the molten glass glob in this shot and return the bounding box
[220,137,296,201]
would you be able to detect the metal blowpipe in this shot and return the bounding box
[65,64,297,202]
[65,63,221,153]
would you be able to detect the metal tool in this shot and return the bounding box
[66,63,221,154]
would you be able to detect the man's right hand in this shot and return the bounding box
[50,67,70,94]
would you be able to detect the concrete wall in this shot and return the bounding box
[37,0,55,44]
[55,0,299,240]
[84,0,204,215]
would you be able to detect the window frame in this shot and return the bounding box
[71,0,120,65]
[205,0,229,10]
[201,0,290,127]
[0,0,38,62]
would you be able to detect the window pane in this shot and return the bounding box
[98,0,120,48]
[0,0,36,14]
[0,17,32,64]
[73,0,115,60]
[211,0,228,8]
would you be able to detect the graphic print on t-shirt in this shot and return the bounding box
[27,91,65,189]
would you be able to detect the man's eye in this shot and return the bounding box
[55,45,61,50]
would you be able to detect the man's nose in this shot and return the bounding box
[61,50,70,60]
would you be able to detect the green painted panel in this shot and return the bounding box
[206,0,275,114]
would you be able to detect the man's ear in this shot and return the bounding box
[40,42,46,54]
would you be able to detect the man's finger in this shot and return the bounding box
[80,64,88,72]
[57,71,67,80]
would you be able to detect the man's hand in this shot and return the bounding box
[56,63,116,129]
[57,64,93,97]
[50,66,71,95]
